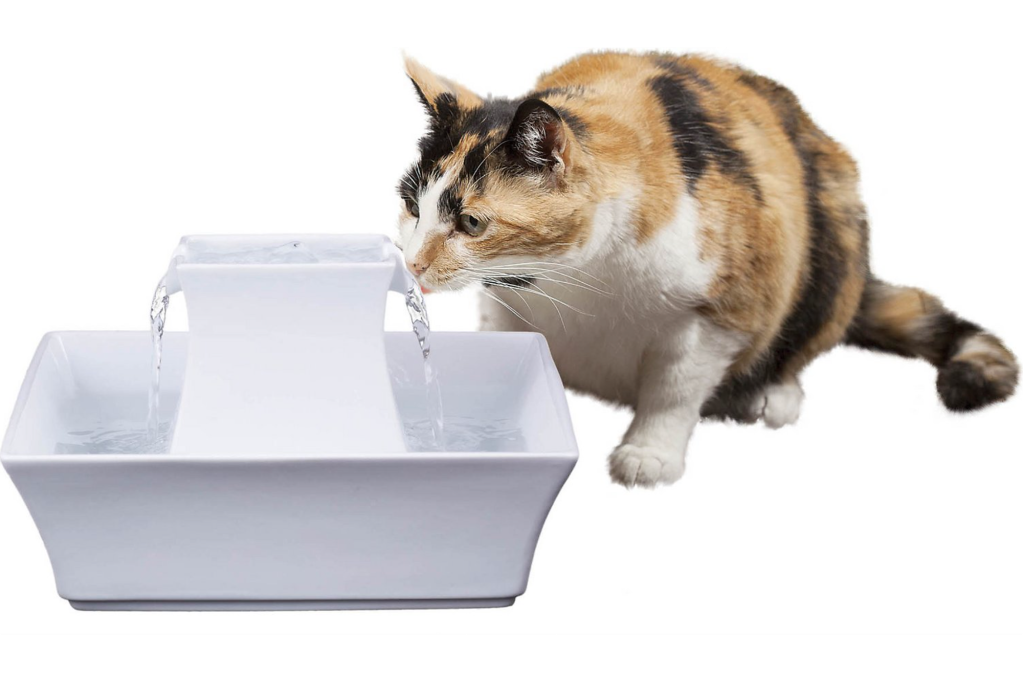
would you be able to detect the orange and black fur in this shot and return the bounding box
[396,52,1017,487]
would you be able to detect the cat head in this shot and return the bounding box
[396,57,593,290]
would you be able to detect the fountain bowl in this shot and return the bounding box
[1,330,577,610]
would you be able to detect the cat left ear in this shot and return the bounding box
[504,99,569,181]
[404,55,483,120]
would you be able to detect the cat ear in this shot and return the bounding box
[504,99,569,180]
[404,55,483,120]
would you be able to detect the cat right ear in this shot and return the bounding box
[404,55,482,120]
[504,98,570,182]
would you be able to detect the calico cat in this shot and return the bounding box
[396,52,1018,488]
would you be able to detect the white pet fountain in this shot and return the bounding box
[1,235,577,610]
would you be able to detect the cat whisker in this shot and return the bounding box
[503,270,611,296]
[519,282,571,331]
[465,266,612,296]
[464,261,605,284]
[486,261,610,287]
[488,280,568,331]
[519,281,593,318]
[532,276,610,297]
[479,287,538,329]
[449,271,542,326]
[506,287,535,317]
[482,277,594,331]
[471,274,538,318]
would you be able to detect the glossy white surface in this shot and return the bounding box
[1,331,577,608]
[166,234,409,454]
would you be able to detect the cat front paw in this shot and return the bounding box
[607,444,684,488]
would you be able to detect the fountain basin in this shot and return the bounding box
[1,330,577,610]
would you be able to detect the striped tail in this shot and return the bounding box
[845,278,1018,411]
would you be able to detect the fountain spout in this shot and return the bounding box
[165,235,409,455]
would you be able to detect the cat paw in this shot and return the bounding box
[761,382,803,429]
[607,444,684,488]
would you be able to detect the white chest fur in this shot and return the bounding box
[480,190,724,406]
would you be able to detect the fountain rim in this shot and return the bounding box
[172,234,399,264]
[161,233,408,295]
[0,330,580,461]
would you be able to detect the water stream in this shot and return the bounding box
[403,277,445,448]
[146,277,170,440]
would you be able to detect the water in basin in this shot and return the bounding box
[54,416,524,455]
[14,329,562,458]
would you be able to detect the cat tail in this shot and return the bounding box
[844,277,1018,411]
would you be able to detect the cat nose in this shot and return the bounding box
[406,259,430,276]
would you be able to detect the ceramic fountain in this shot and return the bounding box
[1,235,577,610]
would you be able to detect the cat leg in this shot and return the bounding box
[760,379,804,429]
[608,318,744,488]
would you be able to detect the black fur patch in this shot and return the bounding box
[770,148,848,369]
[483,276,535,288]
[937,360,1006,411]
[438,186,463,217]
[460,140,492,188]
[647,73,761,201]
[703,80,847,420]
[554,109,587,140]
[433,92,461,122]
[459,99,520,137]
[931,315,984,365]
[402,94,589,215]
[417,123,456,183]
[653,57,714,89]
[737,73,801,136]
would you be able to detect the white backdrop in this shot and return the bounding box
[1,0,1020,679]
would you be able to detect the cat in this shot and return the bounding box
[395,52,1018,488]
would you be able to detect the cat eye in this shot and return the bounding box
[458,214,487,236]
[408,201,420,218]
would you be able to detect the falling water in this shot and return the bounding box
[146,277,170,439]
[404,277,445,449]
